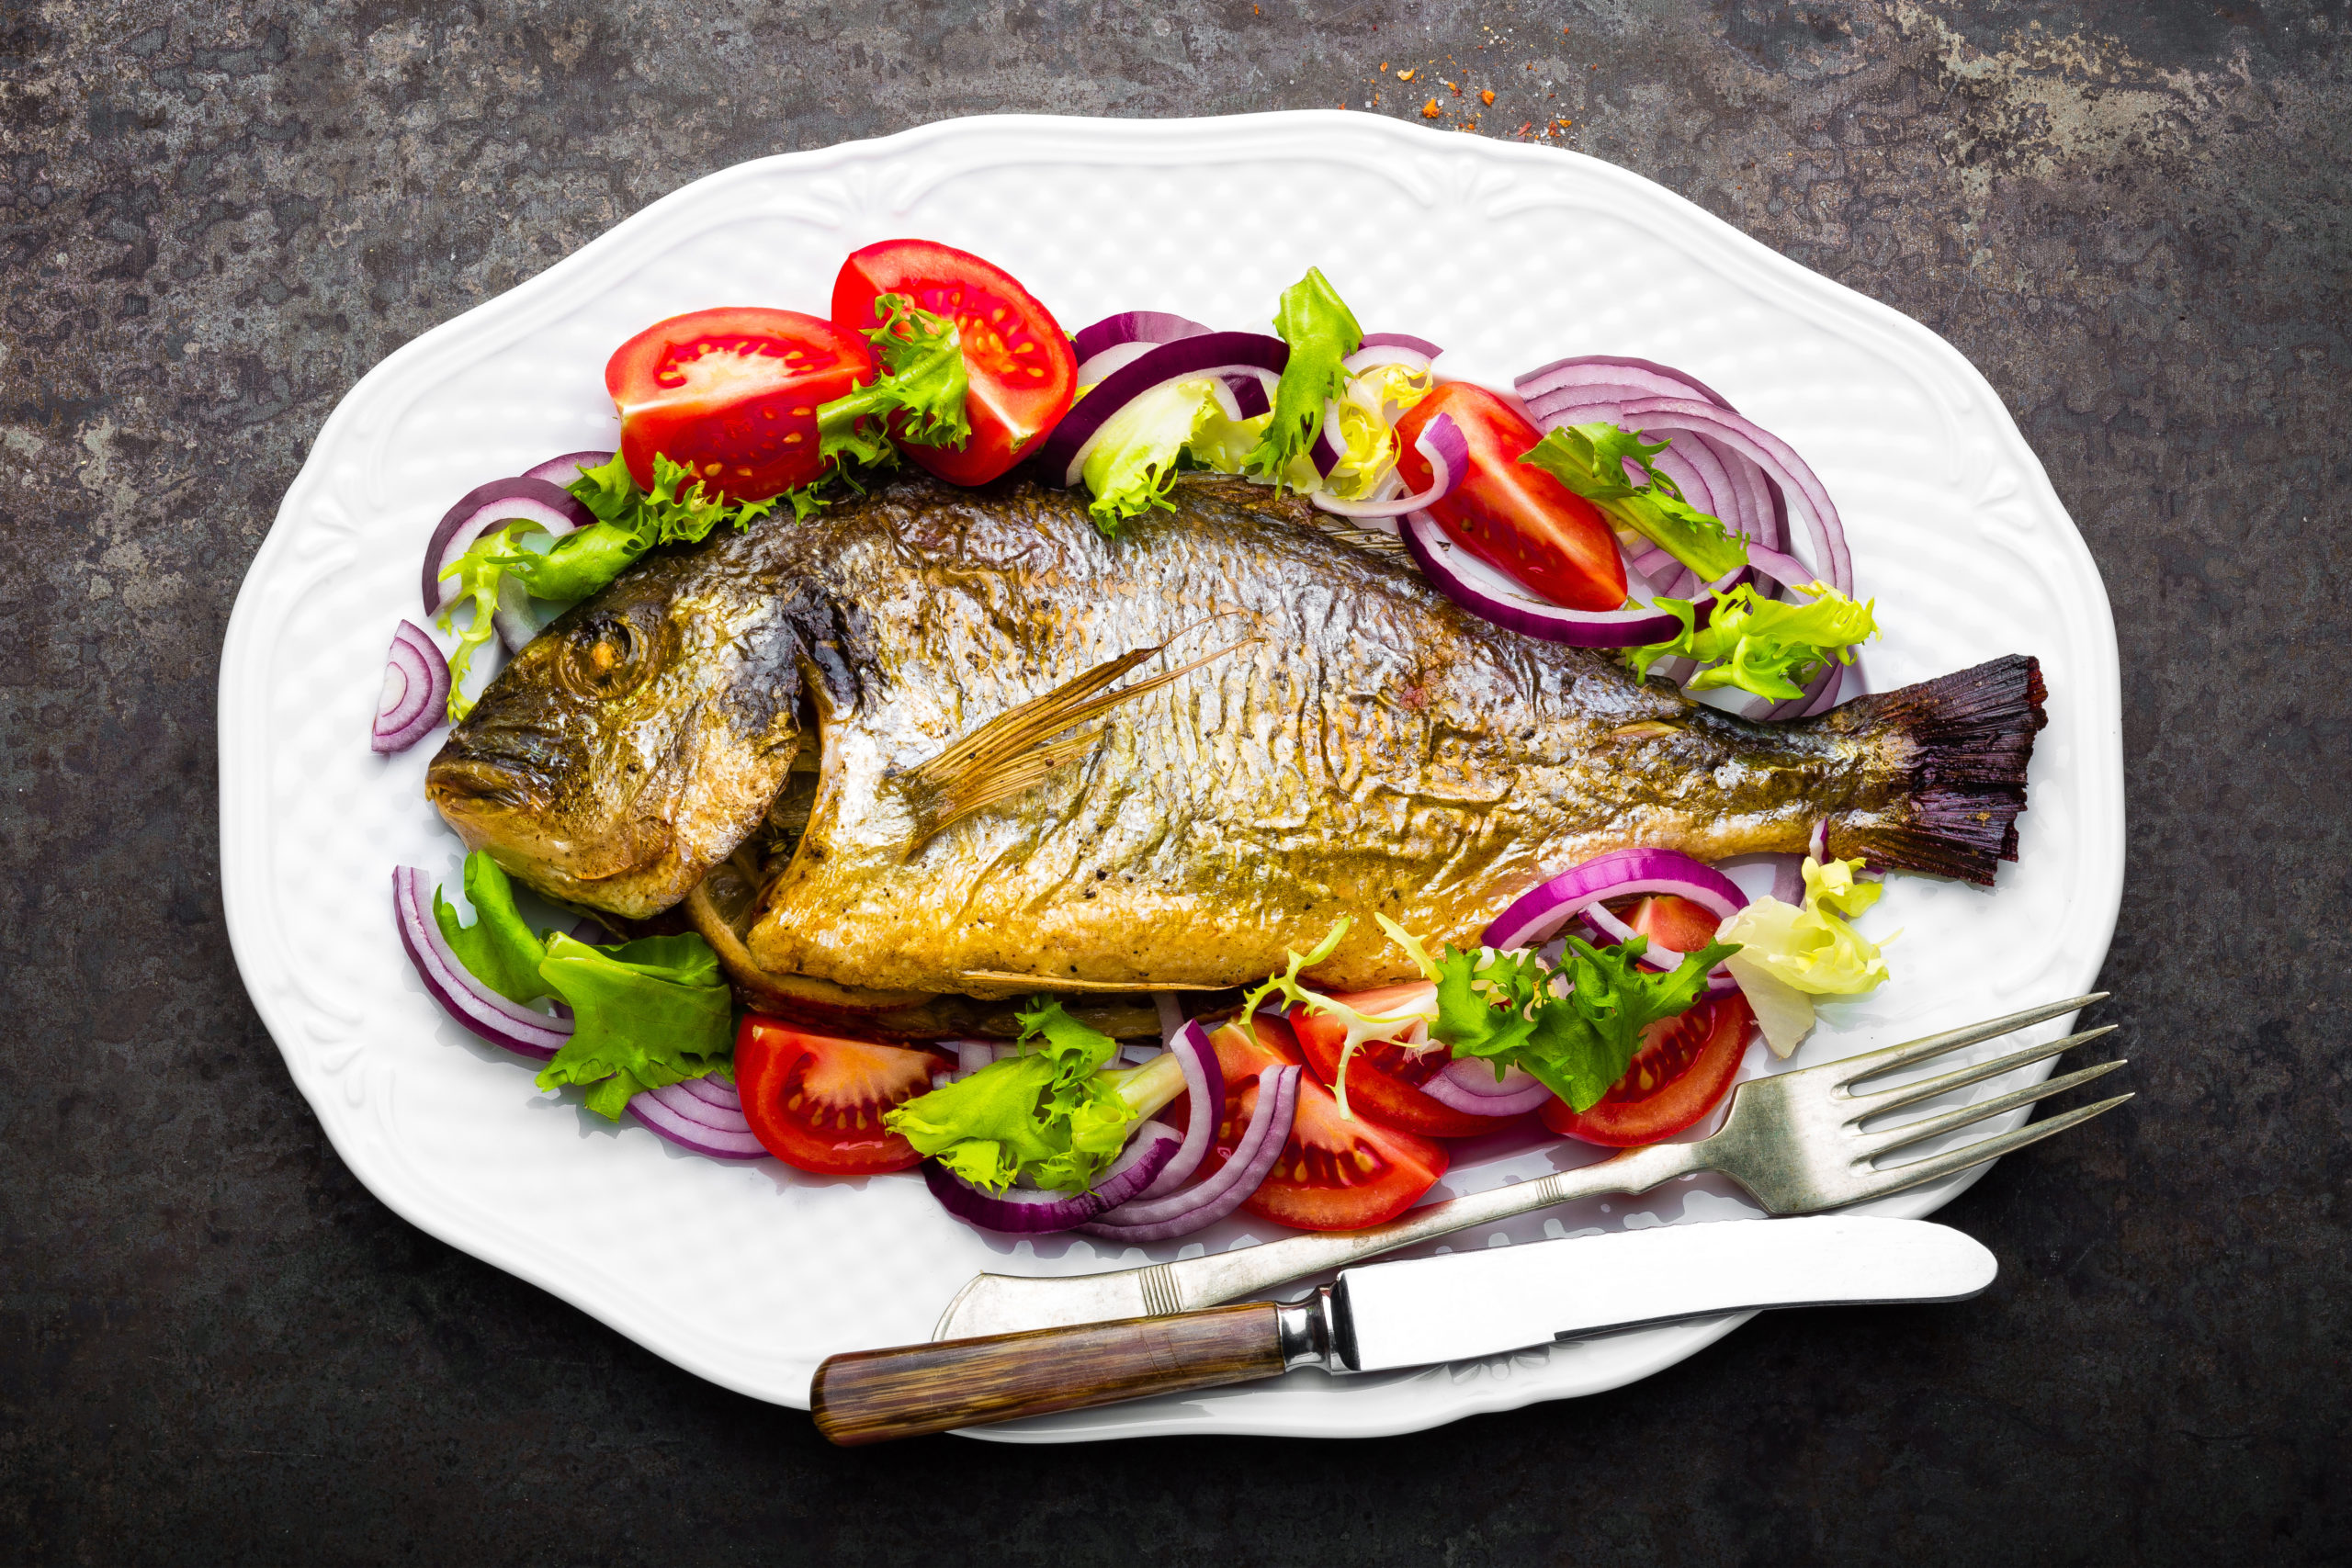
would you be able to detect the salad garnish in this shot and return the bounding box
[1716,854,1896,1055]
[1245,266,1363,488]
[1625,581,1878,701]
[1521,422,1750,581]
[432,852,733,1118]
[883,998,1183,1194]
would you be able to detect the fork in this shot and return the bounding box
[931,994,2130,1339]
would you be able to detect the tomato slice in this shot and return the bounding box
[1395,382,1629,611]
[1539,994,1755,1147]
[831,239,1078,486]
[1624,893,1729,954]
[1288,983,1525,1139]
[605,308,875,503]
[733,1015,937,1175]
[1164,1014,1450,1232]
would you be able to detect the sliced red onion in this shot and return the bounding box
[1313,412,1467,519]
[1809,820,1831,863]
[1404,512,1739,648]
[677,1072,739,1110]
[923,1121,1182,1235]
[521,450,615,487]
[372,620,448,753]
[628,1077,765,1159]
[1342,344,1432,377]
[1419,1057,1555,1117]
[1072,311,1211,367]
[952,1041,994,1078]
[422,478,594,615]
[1080,1066,1301,1243]
[1361,332,1443,358]
[1037,332,1287,486]
[1130,1020,1223,1202]
[1484,848,1749,954]
[1770,855,1806,905]
[391,866,572,1059]
[1610,396,1850,594]
[1516,353,1738,413]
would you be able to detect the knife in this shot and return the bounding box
[809,1216,1996,1445]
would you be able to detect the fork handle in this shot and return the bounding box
[933,1140,1703,1339]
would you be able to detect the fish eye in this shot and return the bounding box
[562,614,652,698]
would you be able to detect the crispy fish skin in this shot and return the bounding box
[428,473,2041,1000]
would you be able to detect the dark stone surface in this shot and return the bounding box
[3,0,2346,1562]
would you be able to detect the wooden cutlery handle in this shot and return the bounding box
[811,1301,1285,1445]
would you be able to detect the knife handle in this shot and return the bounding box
[813,1299,1311,1445]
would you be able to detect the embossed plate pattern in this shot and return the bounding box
[218,113,2123,1442]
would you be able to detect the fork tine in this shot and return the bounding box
[1831,993,2108,1089]
[1857,1091,2133,1200]
[1845,1025,2120,1116]
[1854,1058,2130,1158]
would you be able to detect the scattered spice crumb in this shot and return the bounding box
[1516,121,1532,135]
[1480,88,1495,105]
[1444,79,1460,94]
[1380,62,1389,72]
[1421,97,1442,118]
[1396,68,1415,82]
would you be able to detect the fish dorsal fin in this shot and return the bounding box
[904,631,1250,851]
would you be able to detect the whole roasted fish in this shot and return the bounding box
[427,474,2042,1018]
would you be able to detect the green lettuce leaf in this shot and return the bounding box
[881,997,1137,1192]
[1079,378,1225,533]
[1626,581,1878,701]
[1717,855,1895,997]
[816,292,971,464]
[1243,267,1363,488]
[566,451,779,549]
[1520,423,1749,581]
[435,521,537,723]
[1432,933,1740,1112]
[431,852,548,1005]
[533,931,733,1120]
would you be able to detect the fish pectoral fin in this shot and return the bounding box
[902,634,1250,849]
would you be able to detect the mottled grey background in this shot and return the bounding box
[3,0,2346,1562]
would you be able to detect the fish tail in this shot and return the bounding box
[1825,654,2048,886]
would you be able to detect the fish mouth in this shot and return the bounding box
[424,757,547,823]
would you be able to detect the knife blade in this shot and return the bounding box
[1332,1214,1996,1371]
[810,1217,1996,1444]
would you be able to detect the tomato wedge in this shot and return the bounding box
[1287,983,1525,1139]
[1624,893,1729,954]
[733,1016,937,1175]
[605,308,875,502]
[831,239,1078,486]
[1539,993,1756,1147]
[1165,1014,1449,1232]
[1395,382,1628,611]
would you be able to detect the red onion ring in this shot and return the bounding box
[1516,353,1738,413]
[421,478,594,616]
[372,620,448,754]
[391,866,572,1059]
[1131,1020,1224,1202]
[1342,344,1432,377]
[1403,512,1738,648]
[1484,848,1748,955]
[1419,1058,1555,1117]
[1080,1066,1301,1243]
[1312,412,1467,519]
[1071,311,1212,373]
[1608,396,1850,594]
[1362,331,1444,358]
[521,449,614,487]
[628,1077,765,1159]
[923,1121,1182,1235]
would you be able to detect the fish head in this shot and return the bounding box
[425,566,803,919]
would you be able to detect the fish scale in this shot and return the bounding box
[428,472,2045,1007]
